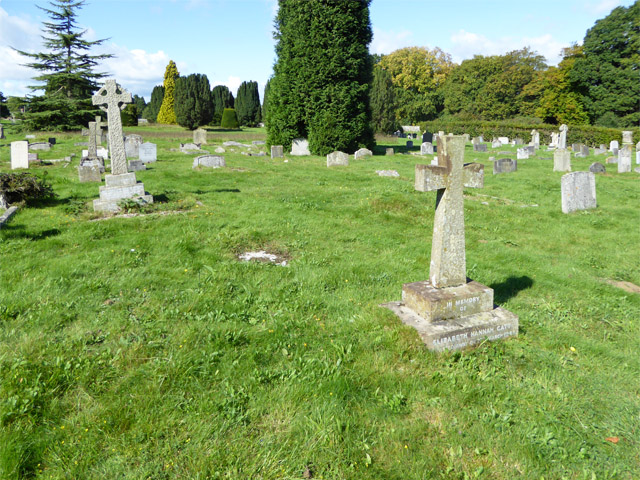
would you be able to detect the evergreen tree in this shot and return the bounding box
[121,104,138,126]
[220,108,239,129]
[142,85,164,122]
[132,94,146,116]
[211,85,234,125]
[14,0,112,130]
[266,0,374,155]
[157,60,179,124]
[569,2,640,126]
[174,73,213,130]
[0,92,9,118]
[370,66,398,133]
[235,81,261,127]
[262,78,272,127]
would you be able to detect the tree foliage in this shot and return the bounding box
[157,60,179,125]
[0,92,9,118]
[132,95,146,115]
[174,73,213,130]
[211,85,235,125]
[262,78,272,127]
[142,86,164,122]
[235,81,261,127]
[220,108,239,129]
[569,2,640,127]
[14,0,112,130]
[370,66,398,133]
[266,0,374,155]
[120,104,138,126]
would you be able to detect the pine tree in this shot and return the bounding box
[0,92,9,118]
[266,0,374,155]
[262,78,272,127]
[370,66,398,133]
[211,85,234,125]
[235,81,261,127]
[14,0,112,130]
[132,94,146,115]
[174,73,213,130]
[142,85,164,122]
[157,60,179,125]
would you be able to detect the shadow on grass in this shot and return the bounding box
[191,188,241,194]
[490,275,534,304]
[1,225,61,241]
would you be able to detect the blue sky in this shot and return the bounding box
[0,0,634,102]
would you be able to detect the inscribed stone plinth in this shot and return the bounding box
[291,138,310,156]
[589,162,606,174]
[554,149,571,172]
[139,142,157,163]
[385,135,518,351]
[493,158,517,174]
[621,131,633,145]
[618,145,631,173]
[473,143,487,152]
[128,160,146,171]
[421,142,433,155]
[193,128,207,145]
[354,148,373,160]
[558,124,568,149]
[271,145,284,159]
[327,151,349,167]
[11,141,29,169]
[193,155,225,168]
[92,80,152,211]
[561,172,596,214]
[125,135,143,158]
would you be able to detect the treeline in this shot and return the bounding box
[131,60,261,130]
[370,2,639,133]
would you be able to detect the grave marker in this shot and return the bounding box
[193,128,207,145]
[621,131,633,145]
[618,145,631,173]
[421,142,433,155]
[0,124,5,139]
[493,158,517,174]
[327,151,349,167]
[385,135,518,351]
[124,134,143,158]
[554,149,571,172]
[193,155,225,168]
[291,138,310,156]
[558,124,568,149]
[271,145,284,159]
[589,162,606,174]
[530,129,540,149]
[354,148,373,160]
[139,142,157,163]
[561,172,596,213]
[11,141,29,169]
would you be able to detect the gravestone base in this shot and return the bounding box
[128,160,147,171]
[383,301,519,352]
[80,156,105,173]
[93,173,153,212]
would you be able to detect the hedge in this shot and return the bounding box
[418,120,640,147]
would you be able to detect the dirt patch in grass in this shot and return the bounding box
[604,279,640,294]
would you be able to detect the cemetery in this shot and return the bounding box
[0,0,639,478]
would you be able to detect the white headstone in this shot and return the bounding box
[621,131,632,145]
[618,145,631,173]
[554,149,571,172]
[609,140,619,152]
[498,137,509,145]
[139,142,157,163]
[290,138,310,156]
[558,124,568,149]
[561,172,596,214]
[420,142,434,155]
[327,151,349,167]
[530,129,540,149]
[354,148,373,160]
[11,141,29,169]
[491,139,502,148]
[125,135,143,158]
[516,148,529,160]
[193,155,225,168]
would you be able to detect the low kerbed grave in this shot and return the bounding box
[383,135,518,352]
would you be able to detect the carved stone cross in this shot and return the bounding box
[87,121,98,158]
[92,80,132,175]
[416,135,484,288]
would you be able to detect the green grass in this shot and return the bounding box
[1,124,639,479]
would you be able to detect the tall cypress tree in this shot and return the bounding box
[0,92,9,118]
[174,73,213,130]
[211,85,235,125]
[157,60,179,125]
[266,0,374,155]
[235,81,261,127]
[370,66,398,134]
[14,0,112,130]
[142,85,164,122]
[262,78,272,127]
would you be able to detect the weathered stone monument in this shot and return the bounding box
[473,143,487,152]
[561,172,596,214]
[124,134,143,158]
[354,148,373,160]
[589,162,606,174]
[618,145,631,173]
[491,139,502,149]
[554,149,571,172]
[550,132,558,148]
[421,142,433,155]
[621,131,633,145]
[271,145,284,159]
[139,142,157,163]
[290,138,310,156]
[91,80,153,212]
[385,135,518,351]
[193,155,225,168]
[636,142,640,164]
[0,124,5,140]
[385,148,394,156]
[193,128,207,145]
[78,121,105,182]
[530,129,540,149]
[29,142,51,151]
[11,141,29,169]
[609,140,619,154]
[493,158,517,174]
[327,151,349,167]
[558,124,568,149]
[516,148,529,160]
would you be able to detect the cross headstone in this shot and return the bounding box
[92,79,131,175]
[530,129,540,149]
[94,115,107,145]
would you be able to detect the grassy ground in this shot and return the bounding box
[0,123,639,479]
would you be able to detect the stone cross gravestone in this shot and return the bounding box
[94,116,107,144]
[91,80,153,211]
[561,172,596,213]
[385,135,518,351]
[554,149,571,172]
[11,141,29,169]
[558,124,568,149]
[78,121,105,181]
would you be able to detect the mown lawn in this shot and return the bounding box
[1,124,639,479]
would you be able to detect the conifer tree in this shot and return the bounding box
[211,85,234,125]
[220,108,239,129]
[266,0,374,155]
[262,78,271,127]
[142,85,164,122]
[174,73,213,130]
[235,81,261,127]
[0,92,9,118]
[14,0,112,130]
[157,60,179,125]
[370,66,398,133]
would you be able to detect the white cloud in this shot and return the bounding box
[370,27,414,55]
[211,76,243,95]
[587,0,624,13]
[450,29,568,66]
